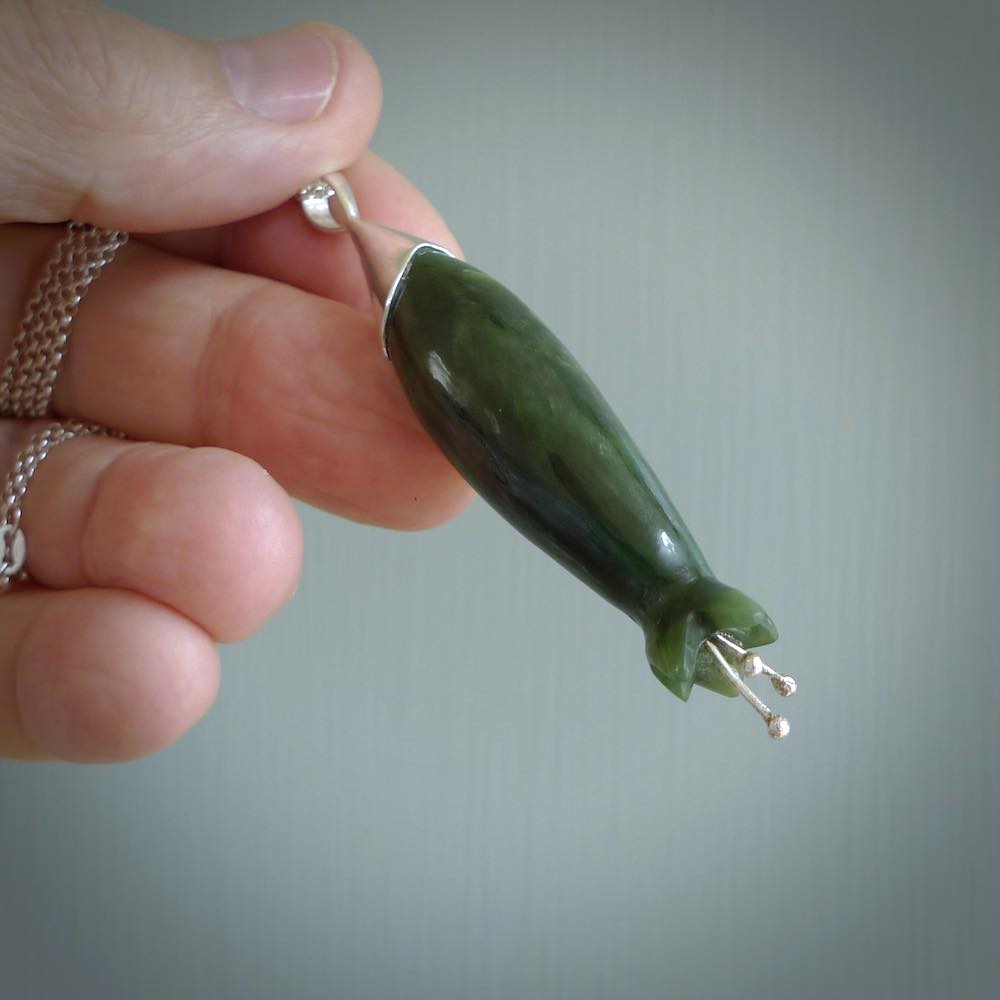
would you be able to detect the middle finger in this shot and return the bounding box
[0,225,472,530]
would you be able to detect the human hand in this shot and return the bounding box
[0,0,471,762]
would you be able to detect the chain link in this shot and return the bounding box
[0,222,129,586]
[0,222,128,418]
[0,421,105,586]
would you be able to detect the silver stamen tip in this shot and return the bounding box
[740,649,797,698]
[773,675,797,697]
[767,716,791,740]
[705,635,797,741]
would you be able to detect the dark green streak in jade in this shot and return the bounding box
[386,248,777,700]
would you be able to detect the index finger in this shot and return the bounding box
[142,150,463,314]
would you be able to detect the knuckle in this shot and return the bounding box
[6,0,152,121]
[15,1,114,96]
[198,282,288,446]
[0,0,164,218]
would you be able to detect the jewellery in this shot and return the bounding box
[0,421,104,587]
[0,221,127,588]
[0,222,128,418]
[300,174,798,739]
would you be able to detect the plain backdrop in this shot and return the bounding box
[3,1,999,998]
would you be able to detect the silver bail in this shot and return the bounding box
[298,173,453,356]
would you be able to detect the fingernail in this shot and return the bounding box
[218,28,337,124]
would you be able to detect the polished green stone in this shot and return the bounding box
[386,248,777,701]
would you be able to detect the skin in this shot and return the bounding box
[0,0,472,762]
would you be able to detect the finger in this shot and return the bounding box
[0,229,474,530]
[144,150,464,315]
[6,427,302,643]
[0,586,220,762]
[0,1,381,229]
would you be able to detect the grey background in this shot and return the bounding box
[3,0,999,998]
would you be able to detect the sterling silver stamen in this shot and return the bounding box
[703,635,796,740]
[711,631,797,697]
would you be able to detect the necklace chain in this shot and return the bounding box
[0,222,128,583]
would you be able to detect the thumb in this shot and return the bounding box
[0,0,381,230]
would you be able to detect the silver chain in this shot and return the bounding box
[0,222,128,418]
[0,221,128,586]
[0,421,105,586]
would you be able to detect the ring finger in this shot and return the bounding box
[0,423,302,761]
[1,424,301,643]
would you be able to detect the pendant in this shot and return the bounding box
[299,175,797,739]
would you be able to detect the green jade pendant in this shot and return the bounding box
[300,174,797,739]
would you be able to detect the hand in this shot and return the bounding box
[0,0,471,762]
